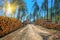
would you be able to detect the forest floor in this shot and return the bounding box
[0,24,60,40]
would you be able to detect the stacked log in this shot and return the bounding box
[35,19,60,31]
[0,16,22,37]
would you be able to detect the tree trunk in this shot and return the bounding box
[47,0,48,21]
[33,16,35,22]
[51,0,53,21]
[43,11,45,20]
[17,8,20,20]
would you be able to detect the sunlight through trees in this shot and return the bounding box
[3,0,16,17]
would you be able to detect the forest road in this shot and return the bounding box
[0,24,60,40]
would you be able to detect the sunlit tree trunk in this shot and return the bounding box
[4,11,6,17]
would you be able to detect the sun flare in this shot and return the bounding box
[4,0,16,17]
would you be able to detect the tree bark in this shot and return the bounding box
[51,0,53,21]
[47,0,48,21]
[17,8,20,20]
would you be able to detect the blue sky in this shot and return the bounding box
[24,0,44,14]
[24,0,52,13]
[0,0,53,17]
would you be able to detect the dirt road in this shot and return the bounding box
[0,24,60,40]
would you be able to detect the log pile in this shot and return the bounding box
[0,16,22,37]
[35,19,60,31]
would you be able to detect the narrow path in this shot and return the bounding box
[0,24,60,40]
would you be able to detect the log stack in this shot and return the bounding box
[0,16,22,37]
[35,19,60,31]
